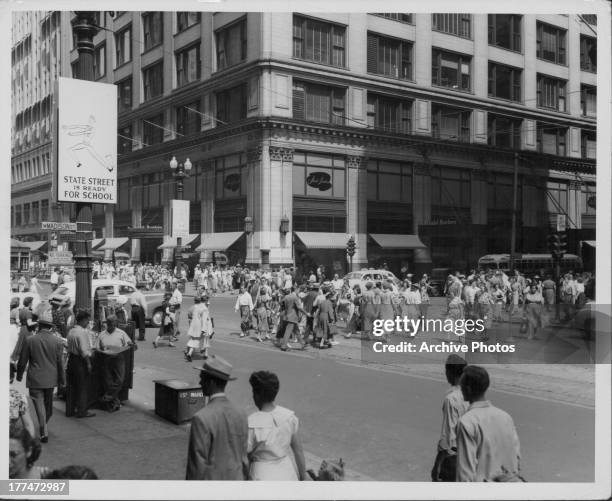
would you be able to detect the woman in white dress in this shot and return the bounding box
[184,295,213,362]
[247,371,306,480]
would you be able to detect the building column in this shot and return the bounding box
[471,169,489,261]
[103,205,114,262]
[347,155,367,269]
[245,146,262,266]
[261,146,294,267]
[412,163,433,271]
[568,180,582,230]
[199,164,215,264]
[130,187,142,263]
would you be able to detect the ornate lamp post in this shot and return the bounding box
[169,156,192,277]
[71,11,101,315]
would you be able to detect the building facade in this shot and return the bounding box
[11,12,598,276]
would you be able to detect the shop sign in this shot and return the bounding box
[56,77,117,204]
[306,172,332,191]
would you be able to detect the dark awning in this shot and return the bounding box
[369,234,426,249]
[294,232,348,249]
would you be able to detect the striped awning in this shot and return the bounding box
[158,234,200,250]
[369,234,426,249]
[98,237,129,251]
[91,238,104,250]
[195,232,244,252]
[294,232,348,249]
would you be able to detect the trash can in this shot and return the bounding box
[154,379,206,424]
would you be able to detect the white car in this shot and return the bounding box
[342,269,401,293]
[48,279,166,327]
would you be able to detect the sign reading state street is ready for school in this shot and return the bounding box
[56,77,117,204]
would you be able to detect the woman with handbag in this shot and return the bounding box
[153,293,175,348]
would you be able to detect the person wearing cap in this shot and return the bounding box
[455,366,521,482]
[432,355,469,482]
[16,308,65,443]
[186,356,248,480]
[96,315,133,412]
[66,310,95,418]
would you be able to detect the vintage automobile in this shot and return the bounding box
[342,269,401,293]
[48,279,166,327]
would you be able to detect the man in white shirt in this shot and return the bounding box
[170,283,183,338]
[50,268,60,291]
[456,366,521,482]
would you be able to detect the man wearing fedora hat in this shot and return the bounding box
[16,309,65,443]
[186,355,248,480]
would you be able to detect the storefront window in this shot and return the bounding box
[292,152,346,199]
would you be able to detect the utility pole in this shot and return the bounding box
[71,12,99,315]
[509,152,519,272]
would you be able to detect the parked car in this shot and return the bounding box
[342,269,401,293]
[48,279,166,327]
[428,268,451,297]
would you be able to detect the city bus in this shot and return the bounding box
[477,253,583,276]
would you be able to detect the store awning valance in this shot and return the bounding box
[583,240,596,248]
[158,234,200,250]
[23,241,47,251]
[369,234,426,249]
[91,238,104,250]
[11,239,29,250]
[294,232,348,249]
[98,237,129,251]
[196,232,244,252]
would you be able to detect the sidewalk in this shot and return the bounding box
[21,384,372,481]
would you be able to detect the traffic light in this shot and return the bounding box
[548,232,567,260]
[346,236,356,257]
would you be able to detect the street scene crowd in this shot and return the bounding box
[8,260,595,481]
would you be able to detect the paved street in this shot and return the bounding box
[24,286,595,481]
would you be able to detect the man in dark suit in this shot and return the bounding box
[17,309,65,443]
[279,286,309,351]
[186,356,248,480]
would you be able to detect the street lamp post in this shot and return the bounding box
[71,12,100,315]
[169,156,192,278]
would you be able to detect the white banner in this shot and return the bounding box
[171,200,190,240]
[56,77,117,204]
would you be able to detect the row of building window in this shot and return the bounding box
[12,152,52,184]
[116,81,596,160]
[12,199,49,227]
[83,14,597,87]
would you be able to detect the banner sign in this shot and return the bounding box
[56,77,117,204]
[171,200,190,239]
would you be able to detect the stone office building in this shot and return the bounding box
[11,11,598,275]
